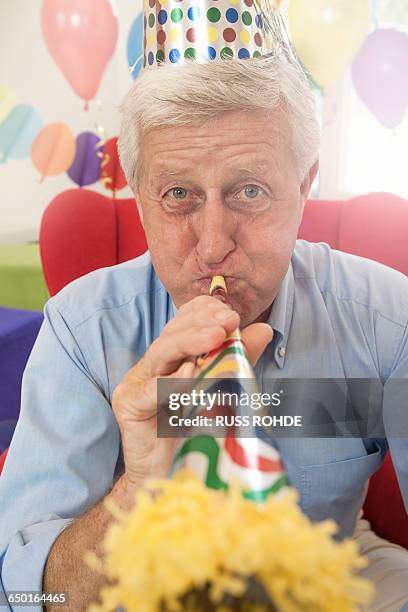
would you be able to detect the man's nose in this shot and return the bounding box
[194,194,237,267]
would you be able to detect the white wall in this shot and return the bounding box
[1,1,406,242]
[0,0,141,243]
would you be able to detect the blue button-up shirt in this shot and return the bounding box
[1,240,408,609]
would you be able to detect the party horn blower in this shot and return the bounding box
[169,275,290,501]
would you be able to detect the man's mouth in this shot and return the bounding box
[193,276,240,295]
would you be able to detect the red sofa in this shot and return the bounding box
[298,193,408,548]
[0,447,8,473]
[1,189,407,548]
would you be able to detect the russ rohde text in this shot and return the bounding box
[168,414,303,428]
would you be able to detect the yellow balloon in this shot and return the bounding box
[288,0,370,90]
[0,85,17,126]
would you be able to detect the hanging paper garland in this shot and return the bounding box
[99,136,127,193]
[67,131,102,187]
[31,122,76,180]
[0,105,43,163]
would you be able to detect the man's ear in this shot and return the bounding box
[300,159,319,201]
[134,191,144,227]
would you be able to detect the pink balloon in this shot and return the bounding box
[352,28,408,129]
[41,0,118,105]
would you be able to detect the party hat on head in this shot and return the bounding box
[142,0,292,68]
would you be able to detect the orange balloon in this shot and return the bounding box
[31,122,75,178]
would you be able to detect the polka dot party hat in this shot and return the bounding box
[142,0,290,68]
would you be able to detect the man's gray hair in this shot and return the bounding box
[118,55,320,188]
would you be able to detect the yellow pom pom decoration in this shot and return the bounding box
[86,471,373,612]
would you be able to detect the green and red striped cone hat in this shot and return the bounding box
[169,276,289,501]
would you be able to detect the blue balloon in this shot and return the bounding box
[0,105,43,162]
[127,14,143,80]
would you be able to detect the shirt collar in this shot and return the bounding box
[266,262,294,337]
[170,296,177,319]
[265,262,295,368]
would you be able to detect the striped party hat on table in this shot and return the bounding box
[169,276,290,502]
[141,0,291,68]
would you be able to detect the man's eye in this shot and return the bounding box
[169,187,188,199]
[242,184,262,199]
[229,183,270,212]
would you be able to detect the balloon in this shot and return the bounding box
[31,123,76,179]
[67,132,102,187]
[0,105,43,163]
[127,14,143,80]
[288,0,370,90]
[0,85,17,126]
[41,0,118,105]
[100,137,127,192]
[352,29,408,129]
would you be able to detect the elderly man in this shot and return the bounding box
[1,7,408,611]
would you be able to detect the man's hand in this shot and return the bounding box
[112,295,273,499]
[43,296,273,610]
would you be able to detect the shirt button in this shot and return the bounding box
[278,346,286,358]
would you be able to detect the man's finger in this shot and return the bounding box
[142,325,230,377]
[240,323,274,366]
[161,298,239,338]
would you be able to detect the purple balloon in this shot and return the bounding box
[352,29,408,129]
[67,131,102,186]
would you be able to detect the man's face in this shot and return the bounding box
[135,108,316,327]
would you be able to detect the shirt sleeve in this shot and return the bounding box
[383,321,408,512]
[0,299,121,611]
